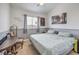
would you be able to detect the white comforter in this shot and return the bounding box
[30,33,75,55]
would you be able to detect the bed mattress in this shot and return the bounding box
[30,33,75,55]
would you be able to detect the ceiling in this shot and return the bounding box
[11,3,60,15]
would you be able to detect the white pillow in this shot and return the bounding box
[47,30,56,34]
[58,32,72,37]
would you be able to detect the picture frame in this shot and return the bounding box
[52,12,67,24]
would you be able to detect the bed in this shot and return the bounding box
[30,32,75,55]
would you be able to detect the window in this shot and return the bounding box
[27,16,38,29]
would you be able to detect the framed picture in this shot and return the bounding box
[40,17,45,26]
[52,13,67,24]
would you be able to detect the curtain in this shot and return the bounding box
[37,17,40,32]
[23,14,27,33]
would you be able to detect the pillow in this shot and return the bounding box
[58,32,73,37]
[47,30,58,34]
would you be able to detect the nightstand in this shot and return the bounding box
[74,39,79,53]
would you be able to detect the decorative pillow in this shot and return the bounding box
[58,32,73,37]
